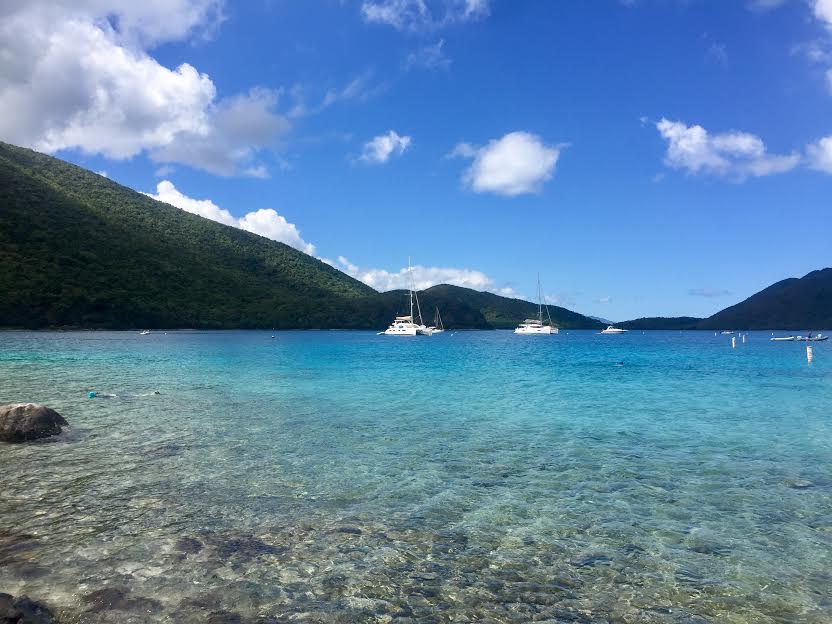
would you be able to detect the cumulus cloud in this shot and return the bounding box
[450,131,562,196]
[322,257,518,295]
[807,135,832,173]
[0,1,287,177]
[813,0,832,28]
[359,130,412,164]
[689,288,733,298]
[656,118,800,180]
[361,0,489,32]
[145,181,315,254]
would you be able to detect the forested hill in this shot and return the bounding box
[0,141,383,329]
[0,142,604,330]
[698,269,832,330]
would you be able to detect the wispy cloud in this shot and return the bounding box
[448,131,563,196]
[689,288,733,298]
[361,0,490,32]
[404,39,451,71]
[807,135,832,172]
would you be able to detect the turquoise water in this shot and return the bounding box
[1,330,830,623]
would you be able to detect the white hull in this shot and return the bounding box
[770,337,795,342]
[384,325,418,336]
[600,326,627,334]
[515,325,557,334]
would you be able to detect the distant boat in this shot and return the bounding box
[720,330,734,335]
[515,275,558,335]
[796,333,828,342]
[600,326,627,334]
[139,330,151,335]
[770,336,796,342]
[427,307,445,335]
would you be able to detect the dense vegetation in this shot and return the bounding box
[698,268,832,330]
[0,142,603,330]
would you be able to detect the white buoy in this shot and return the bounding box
[807,345,813,363]
[742,334,746,344]
[732,337,736,349]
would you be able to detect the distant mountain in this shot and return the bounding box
[699,268,832,330]
[381,284,604,330]
[588,315,615,325]
[0,142,603,331]
[618,317,703,330]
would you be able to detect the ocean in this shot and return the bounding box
[1,330,830,623]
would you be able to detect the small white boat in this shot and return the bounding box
[770,336,796,342]
[796,333,828,342]
[426,307,445,335]
[515,275,558,335]
[600,326,627,334]
[720,330,734,335]
[139,330,151,335]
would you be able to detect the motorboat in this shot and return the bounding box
[770,336,796,342]
[515,275,558,335]
[139,330,151,335]
[720,330,734,335]
[600,326,627,334]
[796,333,828,342]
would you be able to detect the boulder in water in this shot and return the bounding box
[0,593,57,623]
[0,404,67,443]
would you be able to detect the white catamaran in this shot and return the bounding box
[383,259,431,336]
[515,276,558,335]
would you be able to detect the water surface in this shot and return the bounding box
[1,330,830,622]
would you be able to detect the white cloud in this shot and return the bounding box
[405,40,451,71]
[596,296,612,305]
[807,135,832,173]
[689,288,732,298]
[0,1,287,177]
[145,180,315,254]
[326,257,519,295]
[359,130,412,164]
[450,131,561,196]
[656,118,800,180]
[813,0,832,28]
[361,0,489,32]
[97,170,108,178]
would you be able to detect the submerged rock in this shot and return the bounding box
[0,593,57,623]
[0,404,67,443]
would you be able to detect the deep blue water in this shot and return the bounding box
[0,330,830,623]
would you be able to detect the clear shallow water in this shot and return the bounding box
[0,330,830,623]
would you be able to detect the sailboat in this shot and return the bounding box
[383,259,431,336]
[514,275,559,335]
[427,307,445,335]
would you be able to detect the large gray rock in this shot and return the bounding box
[0,404,67,443]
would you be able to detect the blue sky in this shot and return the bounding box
[2,0,831,320]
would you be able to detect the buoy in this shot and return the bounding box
[742,334,746,344]
[807,345,813,363]
[731,337,736,349]
[88,391,97,398]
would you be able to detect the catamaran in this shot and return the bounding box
[383,259,431,336]
[515,275,558,335]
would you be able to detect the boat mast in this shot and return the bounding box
[409,256,414,321]
[537,273,543,323]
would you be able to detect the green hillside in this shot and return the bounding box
[698,269,832,330]
[0,141,383,329]
[0,142,604,331]
[618,316,703,330]
[381,284,604,330]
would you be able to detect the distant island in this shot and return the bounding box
[1,141,829,331]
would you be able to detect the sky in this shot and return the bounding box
[1,0,831,321]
